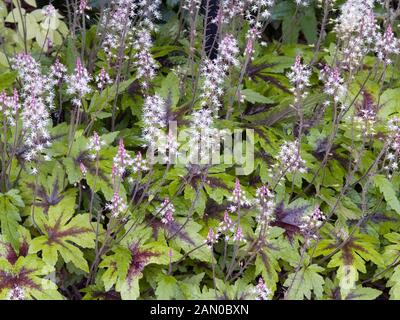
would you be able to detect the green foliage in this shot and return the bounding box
[29,197,95,272]
[316,232,384,297]
[0,0,399,301]
[0,190,24,252]
[283,264,325,300]
[374,175,400,214]
[0,254,63,300]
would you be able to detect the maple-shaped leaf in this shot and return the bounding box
[99,242,181,300]
[283,264,325,300]
[0,255,63,300]
[0,231,63,300]
[271,201,310,240]
[374,175,400,215]
[0,227,30,264]
[155,274,179,300]
[63,133,119,200]
[0,189,24,252]
[27,179,65,213]
[387,266,400,300]
[324,278,381,300]
[174,273,205,299]
[382,233,400,299]
[324,277,382,300]
[254,227,300,293]
[214,277,258,300]
[315,232,384,297]
[344,286,382,300]
[172,219,216,262]
[29,199,95,272]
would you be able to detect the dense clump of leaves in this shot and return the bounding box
[1,0,400,300]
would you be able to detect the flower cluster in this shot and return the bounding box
[245,0,275,27]
[360,10,380,46]
[11,54,58,166]
[336,0,400,71]
[388,118,400,152]
[245,27,262,60]
[205,228,219,248]
[136,0,162,30]
[95,68,113,90]
[142,95,167,149]
[219,0,275,27]
[79,0,90,14]
[80,162,88,177]
[42,4,58,19]
[132,152,149,173]
[384,117,400,177]
[66,58,92,107]
[275,140,306,175]
[107,139,139,216]
[300,206,326,240]
[87,131,106,159]
[182,0,201,15]
[132,29,158,89]
[255,185,275,225]
[0,89,20,126]
[219,0,246,24]
[319,65,346,103]
[21,96,52,166]
[163,132,179,164]
[356,92,377,122]
[7,285,25,300]
[334,1,399,71]
[233,226,246,242]
[212,210,246,244]
[335,0,375,40]
[294,0,310,5]
[112,139,134,180]
[376,26,400,65]
[228,179,253,210]
[341,10,379,71]
[50,58,67,83]
[101,0,138,60]
[253,278,271,300]
[199,60,226,112]
[217,211,236,239]
[219,34,240,67]
[287,55,311,105]
[200,34,239,114]
[11,53,55,108]
[188,108,223,164]
[201,180,251,245]
[354,91,378,135]
[106,192,128,217]
[158,198,175,224]
[101,0,161,62]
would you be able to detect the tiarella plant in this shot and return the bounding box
[0,0,400,301]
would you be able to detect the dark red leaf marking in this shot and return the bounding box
[126,243,159,283]
[0,268,40,292]
[44,215,91,246]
